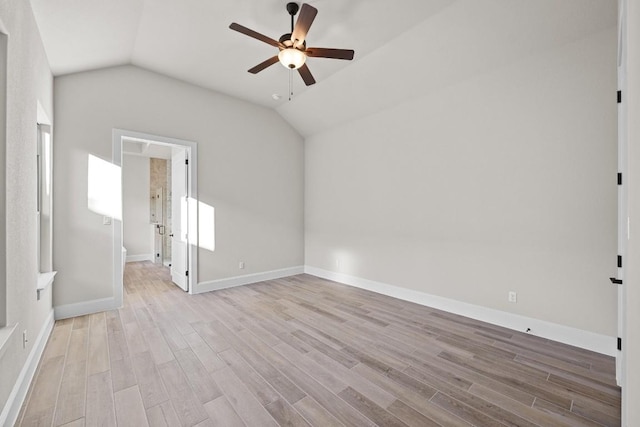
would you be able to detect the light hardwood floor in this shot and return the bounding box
[17,261,620,426]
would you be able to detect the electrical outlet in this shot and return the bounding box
[239,261,245,269]
[103,216,111,225]
[508,291,517,303]
[23,330,28,348]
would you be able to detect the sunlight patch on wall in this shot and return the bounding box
[183,198,215,252]
[197,200,215,252]
[87,154,121,220]
[332,249,357,274]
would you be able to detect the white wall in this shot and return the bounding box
[0,0,54,420]
[305,28,618,338]
[122,155,153,260]
[53,65,304,307]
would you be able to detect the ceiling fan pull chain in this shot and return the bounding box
[289,68,293,101]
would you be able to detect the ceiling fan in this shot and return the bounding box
[229,2,355,86]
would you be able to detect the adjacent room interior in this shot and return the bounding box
[2,0,640,426]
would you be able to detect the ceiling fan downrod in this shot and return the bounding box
[286,2,299,32]
[286,2,300,100]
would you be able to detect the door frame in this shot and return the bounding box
[616,0,627,388]
[112,129,198,302]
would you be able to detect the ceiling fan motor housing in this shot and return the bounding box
[286,2,299,16]
[279,33,305,49]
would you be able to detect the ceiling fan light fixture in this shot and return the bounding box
[278,48,306,69]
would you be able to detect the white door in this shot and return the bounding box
[171,148,188,291]
[615,2,626,385]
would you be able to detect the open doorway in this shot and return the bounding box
[112,129,197,299]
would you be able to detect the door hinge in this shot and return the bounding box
[618,255,622,268]
[617,90,622,103]
[618,337,622,351]
[185,270,189,277]
[185,159,189,165]
[618,173,622,185]
[610,277,623,285]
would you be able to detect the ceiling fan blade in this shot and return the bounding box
[306,47,355,60]
[229,23,283,48]
[248,56,280,74]
[297,63,316,86]
[291,4,317,47]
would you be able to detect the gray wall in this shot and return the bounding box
[305,28,618,336]
[0,0,54,414]
[122,155,153,259]
[53,65,304,306]
[2,0,636,423]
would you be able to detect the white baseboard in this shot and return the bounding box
[0,310,54,427]
[305,266,616,356]
[195,266,304,294]
[126,254,153,263]
[54,297,118,320]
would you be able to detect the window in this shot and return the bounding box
[36,121,55,299]
[36,125,43,270]
[36,122,53,271]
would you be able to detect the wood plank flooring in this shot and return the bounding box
[17,261,620,426]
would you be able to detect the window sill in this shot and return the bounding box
[37,271,57,300]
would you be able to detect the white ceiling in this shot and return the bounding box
[29,0,456,107]
[30,0,616,136]
[277,0,618,136]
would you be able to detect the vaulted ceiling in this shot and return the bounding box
[30,0,616,136]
